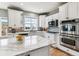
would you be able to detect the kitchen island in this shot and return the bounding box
[0,35,50,56]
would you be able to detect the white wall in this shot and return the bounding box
[0,9,8,17]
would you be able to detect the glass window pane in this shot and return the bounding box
[24,17,38,30]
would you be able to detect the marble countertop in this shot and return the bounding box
[0,31,29,39]
[0,35,50,56]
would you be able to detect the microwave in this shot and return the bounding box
[48,20,58,27]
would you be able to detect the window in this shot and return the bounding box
[24,17,38,30]
[0,17,8,27]
[0,17,8,22]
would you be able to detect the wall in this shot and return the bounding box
[48,8,59,16]
[22,11,39,19]
[0,9,8,17]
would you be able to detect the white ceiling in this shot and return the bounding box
[0,2,64,13]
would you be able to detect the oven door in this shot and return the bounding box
[61,24,76,34]
[75,38,79,50]
[60,37,75,49]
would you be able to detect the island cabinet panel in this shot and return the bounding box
[30,46,49,56]
[16,46,49,56]
[16,52,30,56]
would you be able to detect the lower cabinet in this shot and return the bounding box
[46,33,60,47]
[16,52,30,56]
[58,45,79,56]
[16,46,49,56]
[30,46,49,56]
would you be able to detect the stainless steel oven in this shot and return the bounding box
[60,18,79,51]
[61,24,76,34]
[60,36,75,49]
[60,34,79,51]
[61,18,79,35]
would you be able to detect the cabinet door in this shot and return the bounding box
[59,3,68,20]
[52,13,59,20]
[8,9,15,27]
[16,52,31,56]
[14,10,23,27]
[16,53,26,56]
[8,9,23,27]
[47,33,55,44]
[68,2,78,19]
[77,2,79,18]
[39,15,46,28]
[30,46,49,56]
[45,17,52,28]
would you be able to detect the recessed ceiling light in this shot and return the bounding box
[20,3,24,5]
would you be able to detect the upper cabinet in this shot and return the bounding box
[77,3,79,17]
[39,15,46,28]
[68,2,78,19]
[59,2,79,20]
[45,15,53,28]
[59,3,68,20]
[45,13,59,28]
[8,9,23,27]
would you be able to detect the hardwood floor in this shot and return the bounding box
[49,47,70,56]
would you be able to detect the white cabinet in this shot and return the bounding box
[46,33,60,47]
[58,45,79,56]
[68,2,78,19]
[16,46,49,56]
[30,46,49,56]
[77,3,79,18]
[45,16,52,28]
[46,33,55,44]
[8,9,23,27]
[59,2,79,21]
[8,9,15,27]
[39,15,46,28]
[45,13,59,28]
[59,3,68,20]
[14,10,23,27]
[52,13,59,20]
